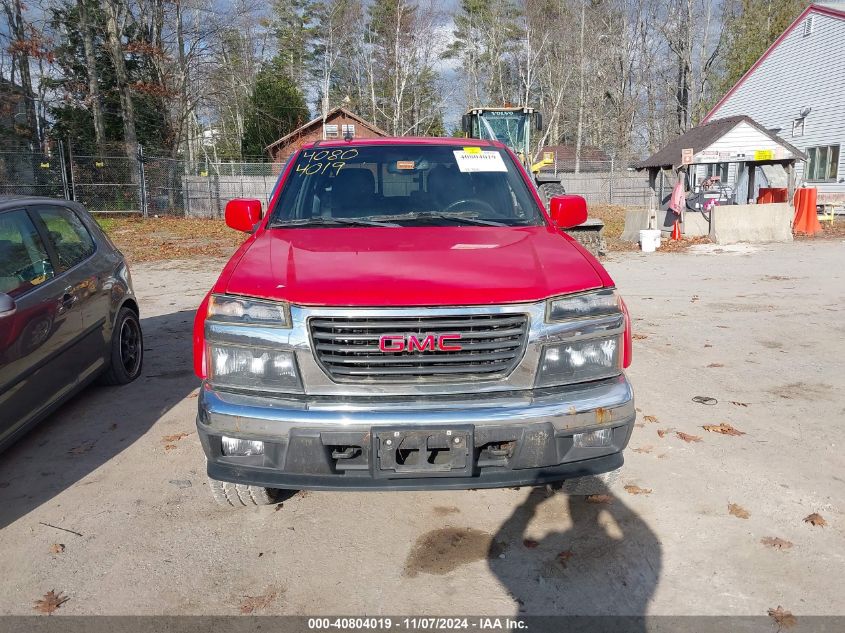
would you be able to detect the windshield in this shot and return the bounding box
[268,144,544,228]
[473,111,527,152]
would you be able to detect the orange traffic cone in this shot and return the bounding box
[671,219,681,240]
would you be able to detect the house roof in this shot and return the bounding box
[540,145,610,163]
[635,115,806,170]
[704,3,845,122]
[265,107,389,152]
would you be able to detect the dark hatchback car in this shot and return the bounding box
[0,197,143,451]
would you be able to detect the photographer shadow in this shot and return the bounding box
[488,478,661,620]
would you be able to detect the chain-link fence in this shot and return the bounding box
[541,160,652,206]
[2,145,651,215]
[0,143,280,217]
[0,144,69,200]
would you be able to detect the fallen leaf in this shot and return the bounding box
[624,485,652,495]
[707,363,724,368]
[761,537,793,550]
[704,343,713,348]
[657,428,670,438]
[676,431,702,443]
[522,539,539,549]
[632,333,648,340]
[632,445,653,454]
[643,415,658,424]
[161,432,190,443]
[164,444,177,451]
[49,544,65,554]
[728,503,750,519]
[557,550,574,567]
[634,423,645,428]
[187,392,199,399]
[585,494,613,505]
[803,513,827,527]
[690,295,699,302]
[730,401,749,407]
[657,453,668,459]
[33,590,69,614]
[68,441,95,455]
[239,588,278,614]
[768,606,797,629]
[702,423,745,436]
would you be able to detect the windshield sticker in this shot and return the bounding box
[396,160,415,170]
[295,148,359,176]
[453,149,508,173]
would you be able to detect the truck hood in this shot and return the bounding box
[223,226,603,306]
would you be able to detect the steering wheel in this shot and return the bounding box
[442,198,498,216]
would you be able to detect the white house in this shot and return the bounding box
[704,2,845,202]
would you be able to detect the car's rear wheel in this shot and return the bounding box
[100,306,143,385]
[207,476,284,507]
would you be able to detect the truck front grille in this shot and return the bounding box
[309,313,529,383]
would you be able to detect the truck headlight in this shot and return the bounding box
[208,294,290,327]
[535,336,621,387]
[546,289,620,322]
[208,344,302,392]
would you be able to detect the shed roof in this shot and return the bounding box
[635,115,806,170]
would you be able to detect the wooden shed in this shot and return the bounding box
[265,107,389,164]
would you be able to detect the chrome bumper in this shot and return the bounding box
[197,375,635,490]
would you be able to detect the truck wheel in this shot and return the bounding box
[207,476,283,507]
[538,182,567,210]
[99,306,143,386]
[556,468,620,496]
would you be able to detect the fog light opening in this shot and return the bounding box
[221,436,264,456]
[573,428,612,448]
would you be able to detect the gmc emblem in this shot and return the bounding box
[379,334,462,353]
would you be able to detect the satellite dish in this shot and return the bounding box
[799,106,811,117]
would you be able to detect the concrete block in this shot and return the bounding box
[621,209,658,242]
[709,203,793,245]
[683,212,710,237]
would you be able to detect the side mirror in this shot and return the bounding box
[549,195,588,229]
[225,198,263,233]
[461,114,470,135]
[534,112,543,132]
[0,293,15,318]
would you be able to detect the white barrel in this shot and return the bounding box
[639,229,661,252]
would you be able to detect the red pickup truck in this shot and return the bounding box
[193,137,634,506]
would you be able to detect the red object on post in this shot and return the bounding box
[671,219,681,240]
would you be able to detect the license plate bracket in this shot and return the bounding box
[372,426,474,478]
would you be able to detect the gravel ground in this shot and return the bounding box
[0,240,843,616]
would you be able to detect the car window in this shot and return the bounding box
[37,207,96,272]
[269,145,544,227]
[0,209,55,297]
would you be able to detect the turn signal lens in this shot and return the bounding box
[208,294,290,327]
[547,289,620,322]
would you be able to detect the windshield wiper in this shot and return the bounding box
[354,211,511,227]
[271,217,401,228]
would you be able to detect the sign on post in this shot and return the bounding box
[681,148,694,165]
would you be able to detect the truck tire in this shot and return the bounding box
[99,306,143,386]
[556,468,621,496]
[537,182,567,210]
[567,229,608,258]
[207,476,283,507]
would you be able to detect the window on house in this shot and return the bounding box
[704,162,729,183]
[805,145,840,181]
[324,124,338,138]
[792,117,805,137]
[341,124,355,138]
